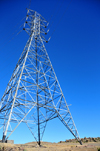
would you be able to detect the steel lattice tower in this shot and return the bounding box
[0,9,82,145]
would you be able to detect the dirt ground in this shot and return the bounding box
[0,141,100,151]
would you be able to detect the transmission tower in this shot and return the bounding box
[0,9,82,145]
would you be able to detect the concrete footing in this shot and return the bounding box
[0,140,14,144]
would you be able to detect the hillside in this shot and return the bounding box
[0,137,100,151]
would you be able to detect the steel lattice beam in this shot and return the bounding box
[0,9,82,145]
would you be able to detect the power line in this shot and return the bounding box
[48,0,72,41]
[48,0,65,28]
[0,17,25,44]
[0,12,27,80]
[0,40,25,80]
[8,29,23,43]
[0,26,23,51]
[48,0,61,22]
[0,8,26,36]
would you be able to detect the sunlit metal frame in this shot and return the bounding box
[0,9,82,145]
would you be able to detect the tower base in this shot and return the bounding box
[2,135,6,143]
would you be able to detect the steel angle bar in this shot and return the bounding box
[6,102,37,140]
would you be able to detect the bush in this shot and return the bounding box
[98,148,100,151]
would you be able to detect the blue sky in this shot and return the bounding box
[0,0,100,144]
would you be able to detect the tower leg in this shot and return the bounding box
[37,107,40,146]
[2,134,6,143]
[79,140,82,145]
[35,35,41,146]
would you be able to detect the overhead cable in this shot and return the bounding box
[48,0,61,22]
[0,17,25,43]
[48,0,72,41]
[48,0,65,28]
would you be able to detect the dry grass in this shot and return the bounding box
[0,141,100,151]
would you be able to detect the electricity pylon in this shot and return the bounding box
[0,9,82,145]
